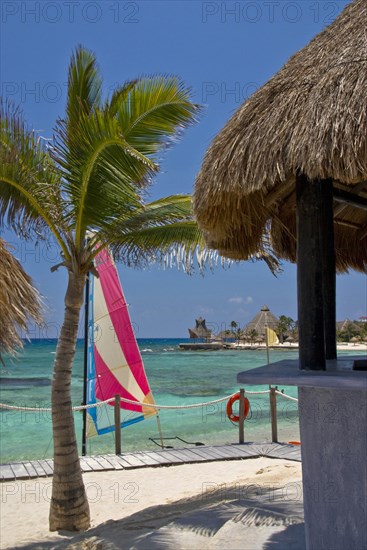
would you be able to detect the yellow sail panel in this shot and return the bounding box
[266,327,279,345]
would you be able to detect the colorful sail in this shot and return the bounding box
[86,248,156,437]
[265,327,279,345]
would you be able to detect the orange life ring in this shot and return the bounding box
[226,393,250,423]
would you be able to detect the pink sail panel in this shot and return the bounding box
[94,346,144,413]
[93,247,155,416]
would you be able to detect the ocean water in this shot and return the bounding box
[0,338,334,463]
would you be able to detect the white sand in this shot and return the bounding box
[0,457,304,549]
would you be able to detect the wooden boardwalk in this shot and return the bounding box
[0,443,301,482]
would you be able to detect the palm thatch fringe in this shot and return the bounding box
[0,239,43,359]
[194,0,367,272]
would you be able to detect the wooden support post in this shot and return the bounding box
[114,394,121,455]
[270,386,278,443]
[296,174,326,370]
[239,388,245,444]
[321,179,337,360]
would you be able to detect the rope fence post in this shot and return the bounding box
[114,394,121,455]
[270,386,278,443]
[239,388,245,444]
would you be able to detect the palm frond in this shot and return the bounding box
[53,107,157,247]
[109,220,208,272]
[0,102,70,255]
[66,45,102,146]
[0,239,43,360]
[115,76,201,157]
[95,194,192,240]
[106,80,138,117]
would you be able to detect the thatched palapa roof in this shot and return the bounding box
[193,0,367,272]
[217,330,237,341]
[188,317,212,339]
[0,239,43,360]
[244,305,279,336]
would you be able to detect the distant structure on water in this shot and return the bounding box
[188,317,212,340]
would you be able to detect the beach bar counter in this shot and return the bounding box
[192,2,367,548]
[238,357,367,549]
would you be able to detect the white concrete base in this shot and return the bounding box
[298,386,367,550]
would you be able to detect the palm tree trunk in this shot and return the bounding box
[49,270,90,531]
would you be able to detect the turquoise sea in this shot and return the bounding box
[6,340,364,463]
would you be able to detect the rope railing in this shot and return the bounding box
[0,388,298,412]
[0,388,300,453]
[275,390,299,402]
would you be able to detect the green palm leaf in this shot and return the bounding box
[0,102,69,253]
[110,221,206,271]
[115,77,201,157]
[66,45,102,144]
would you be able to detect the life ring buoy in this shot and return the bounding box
[226,393,250,423]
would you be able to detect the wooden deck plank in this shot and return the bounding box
[116,455,143,468]
[81,457,106,471]
[164,448,208,463]
[31,461,48,478]
[174,447,214,462]
[139,451,176,465]
[133,452,162,466]
[277,448,302,459]
[91,456,116,470]
[256,443,280,455]
[23,462,39,478]
[219,445,256,458]
[229,445,261,458]
[99,454,125,470]
[152,450,184,464]
[45,459,54,471]
[37,460,53,476]
[183,447,221,461]
[10,463,30,479]
[119,454,148,468]
[282,452,301,461]
[265,445,298,457]
[0,464,15,481]
[208,446,243,459]
[192,446,231,460]
[79,458,93,472]
[0,443,301,481]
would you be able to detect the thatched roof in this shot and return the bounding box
[217,329,237,340]
[243,305,279,336]
[188,317,212,339]
[336,319,362,333]
[194,0,367,273]
[0,239,43,360]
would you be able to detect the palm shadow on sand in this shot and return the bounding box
[14,485,305,549]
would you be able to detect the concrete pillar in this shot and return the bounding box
[298,386,367,549]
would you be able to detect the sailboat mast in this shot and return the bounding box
[82,272,90,457]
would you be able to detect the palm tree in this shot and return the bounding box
[248,329,258,344]
[0,47,204,531]
[277,315,295,343]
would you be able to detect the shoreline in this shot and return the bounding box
[179,342,367,352]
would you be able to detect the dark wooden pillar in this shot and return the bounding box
[320,179,337,360]
[296,174,326,370]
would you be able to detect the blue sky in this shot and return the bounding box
[1,0,365,337]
